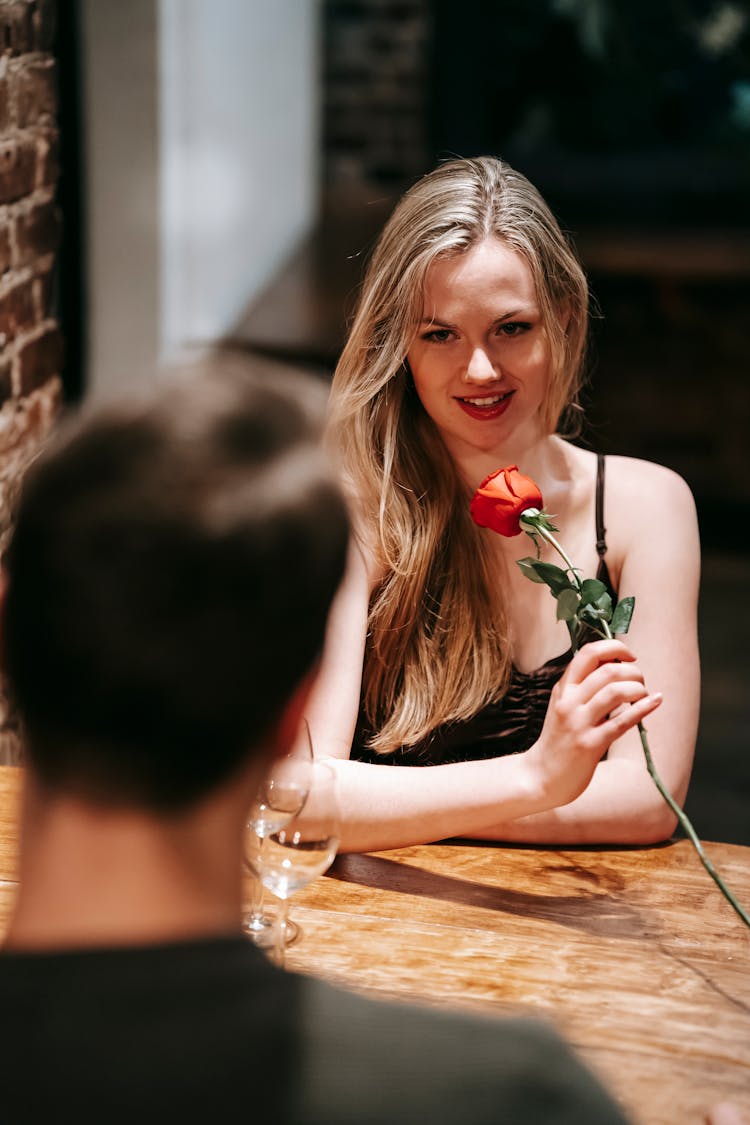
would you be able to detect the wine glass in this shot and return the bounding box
[247,760,340,968]
[242,725,313,947]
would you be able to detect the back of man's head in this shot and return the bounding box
[1,353,348,812]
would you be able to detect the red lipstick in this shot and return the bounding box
[455,391,514,420]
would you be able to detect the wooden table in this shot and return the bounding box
[2,765,748,1123]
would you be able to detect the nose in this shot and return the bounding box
[464,346,498,384]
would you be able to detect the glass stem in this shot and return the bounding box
[274,898,290,969]
[248,835,266,923]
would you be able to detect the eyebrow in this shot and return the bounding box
[420,308,536,327]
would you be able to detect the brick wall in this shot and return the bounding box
[0,0,61,765]
[323,0,429,187]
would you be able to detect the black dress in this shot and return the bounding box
[352,454,615,766]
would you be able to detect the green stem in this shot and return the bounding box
[601,618,749,929]
[637,721,750,928]
[533,524,582,591]
[529,523,750,930]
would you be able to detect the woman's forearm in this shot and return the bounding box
[329,641,666,852]
[470,758,678,846]
[330,753,554,853]
[329,749,673,854]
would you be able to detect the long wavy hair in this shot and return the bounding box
[328,156,589,754]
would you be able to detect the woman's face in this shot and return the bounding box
[406,237,555,464]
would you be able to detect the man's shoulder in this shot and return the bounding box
[294,976,629,1125]
[0,941,629,1124]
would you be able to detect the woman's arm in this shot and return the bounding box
[474,458,701,845]
[302,537,372,761]
[331,643,662,851]
[308,565,661,851]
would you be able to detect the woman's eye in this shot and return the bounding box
[422,328,453,343]
[497,321,531,338]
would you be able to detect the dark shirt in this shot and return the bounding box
[0,935,630,1124]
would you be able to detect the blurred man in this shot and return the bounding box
[0,354,630,1123]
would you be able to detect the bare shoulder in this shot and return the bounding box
[604,455,699,567]
[605,455,696,520]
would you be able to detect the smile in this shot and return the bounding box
[460,394,509,406]
[455,390,515,420]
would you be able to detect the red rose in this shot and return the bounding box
[470,465,544,537]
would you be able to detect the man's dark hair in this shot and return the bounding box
[2,353,348,810]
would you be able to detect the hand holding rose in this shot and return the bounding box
[471,465,750,930]
[524,638,662,810]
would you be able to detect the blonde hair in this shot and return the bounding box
[328,156,589,753]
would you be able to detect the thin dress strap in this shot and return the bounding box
[595,453,607,558]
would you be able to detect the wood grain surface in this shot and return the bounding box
[2,764,748,1124]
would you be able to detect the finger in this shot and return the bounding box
[594,691,663,742]
[705,1103,750,1125]
[576,659,647,706]
[586,678,658,727]
[564,639,637,686]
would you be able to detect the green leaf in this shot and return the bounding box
[579,598,610,623]
[579,604,605,626]
[611,596,635,635]
[520,509,559,534]
[565,618,582,650]
[517,557,547,584]
[528,560,576,596]
[580,578,607,606]
[556,588,580,622]
[594,591,613,621]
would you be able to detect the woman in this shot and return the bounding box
[305,156,700,853]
